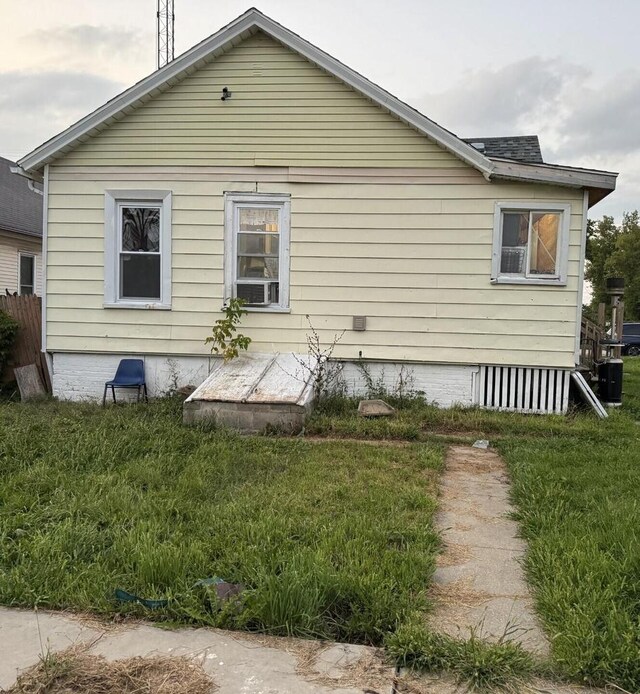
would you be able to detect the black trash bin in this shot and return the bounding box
[598,359,623,406]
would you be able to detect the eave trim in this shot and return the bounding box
[489,158,618,192]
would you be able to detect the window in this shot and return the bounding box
[623,323,640,336]
[18,253,35,295]
[224,193,291,310]
[104,190,172,308]
[492,202,570,285]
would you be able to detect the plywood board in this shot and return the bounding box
[187,352,317,405]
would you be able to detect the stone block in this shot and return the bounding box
[358,399,395,417]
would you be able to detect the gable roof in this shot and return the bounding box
[463,136,543,164]
[15,8,498,176]
[16,8,617,204]
[0,156,42,238]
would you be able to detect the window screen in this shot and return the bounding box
[119,205,161,300]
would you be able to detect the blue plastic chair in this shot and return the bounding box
[103,359,148,406]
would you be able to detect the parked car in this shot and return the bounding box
[622,323,640,355]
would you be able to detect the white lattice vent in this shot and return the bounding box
[477,366,570,414]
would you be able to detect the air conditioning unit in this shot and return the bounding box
[236,282,278,306]
[501,247,526,274]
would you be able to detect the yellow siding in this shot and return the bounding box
[0,230,43,295]
[46,167,584,368]
[59,32,466,169]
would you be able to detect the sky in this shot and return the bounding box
[0,0,637,219]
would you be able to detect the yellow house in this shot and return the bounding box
[16,9,616,412]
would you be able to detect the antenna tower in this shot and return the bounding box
[157,0,175,69]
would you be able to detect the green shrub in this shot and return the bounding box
[0,310,19,375]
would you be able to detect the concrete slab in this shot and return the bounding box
[0,608,393,694]
[430,445,550,656]
[0,607,103,690]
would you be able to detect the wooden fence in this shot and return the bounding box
[0,294,51,392]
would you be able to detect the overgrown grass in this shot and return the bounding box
[308,393,635,442]
[386,617,536,692]
[499,434,640,691]
[493,363,640,693]
[0,397,442,644]
[621,353,640,419]
[3,362,640,690]
[494,359,639,691]
[311,364,640,691]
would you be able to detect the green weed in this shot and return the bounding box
[386,617,536,691]
[0,398,442,644]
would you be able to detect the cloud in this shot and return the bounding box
[418,57,588,137]
[0,71,123,159]
[23,25,154,84]
[28,24,148,61]
[414,57,639,217]
[555,72,640,159]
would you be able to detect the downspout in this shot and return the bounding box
[41,164,49,355]
[575,189,589,365]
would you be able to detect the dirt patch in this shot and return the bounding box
[430,577,494,609]
[435,542,473,567]
[7,648,215,694]
[445,445,506,474]
[303,435,413,447]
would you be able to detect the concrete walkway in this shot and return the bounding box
[430,445,549,655]
[0,605,608,694]
[0,607,393,693]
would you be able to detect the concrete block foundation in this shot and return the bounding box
[183,399,312,434]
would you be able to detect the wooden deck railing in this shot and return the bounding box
[580,315,604,377]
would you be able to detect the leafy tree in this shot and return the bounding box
[585,215,620,312]
[586,211,640,321]
[610,211,640,320]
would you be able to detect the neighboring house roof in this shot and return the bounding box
[463,136,543,164]
[0,156,42,238]
[16,8,617,203]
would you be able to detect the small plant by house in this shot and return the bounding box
[205,298,251,362]
[291,315,346,400]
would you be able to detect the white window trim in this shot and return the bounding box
[224,192,291,312]
[18,252,36,295]
[491,201,571,286]
[104,190,172,309]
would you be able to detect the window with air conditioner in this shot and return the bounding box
[491,202,571,285]
[224,193,291,311]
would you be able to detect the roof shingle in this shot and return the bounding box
[462,136,543,164]
[0,156,43,237]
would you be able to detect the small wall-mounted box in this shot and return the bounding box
[352,316,367,331]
